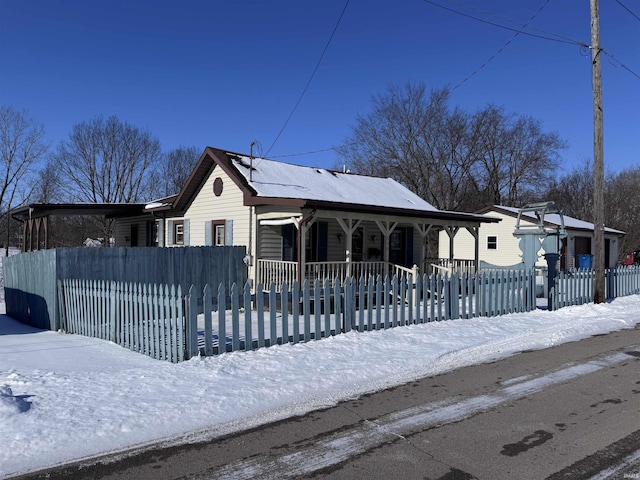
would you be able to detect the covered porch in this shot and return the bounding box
[254,208,488,290]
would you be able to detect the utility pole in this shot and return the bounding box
[591,0,605,303]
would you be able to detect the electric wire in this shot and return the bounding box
[423,0,587,47]
[270,142,357,159]
[261,0,350,162]
[615,0,640,22]
[602,49,640,80]
[444,0,585,45]
[261,1,638,162]
[444,0,554,91]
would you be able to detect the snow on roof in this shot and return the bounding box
[228,154,439,212]
[492,205,625,234]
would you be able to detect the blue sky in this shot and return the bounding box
[1,0,638,175]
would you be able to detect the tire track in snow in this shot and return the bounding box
[190,349,638,480]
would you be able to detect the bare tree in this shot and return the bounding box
[338,84,476,210]
[541,159,595,221]
[33,159,62,203]
[338,83,565,211]
[0,106,49,252]
[52,115,161,241]
[159,145,200,197]
[468,105,566,207]
[605,164,640,260]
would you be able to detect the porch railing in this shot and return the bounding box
[258,259,297,289]
[257,259,420,292]
[426,258,476,276]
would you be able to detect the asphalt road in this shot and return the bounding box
[14,323,640,480]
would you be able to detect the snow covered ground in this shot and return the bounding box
[1,295,640,478]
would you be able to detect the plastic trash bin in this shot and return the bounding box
[577,254,593,269]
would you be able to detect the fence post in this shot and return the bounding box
[57,280,67,332]
[185,285,199,359]
[244,282,253,351]
[606,269,614,300]
[109,281,117,342]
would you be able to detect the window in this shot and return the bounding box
[212,220,226,246]
[487,235,497,250]
[173,220,184,245]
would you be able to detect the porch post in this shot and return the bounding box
[414,223,433,276]
[299,223,307,285]
[445,226,460,266]
[465,226,480,273]
[336,218,362,279]
[298,214,316,284]
[22,219,27,252]
[43,216,49,249]
[375,220,398,278]
[27,218,34,252]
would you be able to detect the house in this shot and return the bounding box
[115,147,500,289]
[438,205,625,271]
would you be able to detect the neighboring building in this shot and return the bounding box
[439,205,625,270]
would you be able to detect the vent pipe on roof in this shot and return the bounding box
[249,141,255,182]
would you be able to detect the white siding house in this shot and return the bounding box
[439,205,625,270]
[143,148,502,288]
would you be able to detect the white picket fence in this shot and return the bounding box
[58,270,534,361]
[184,270,536,358]
[58,280,186,362]
[57,266,640,362]
[550,265,640,310]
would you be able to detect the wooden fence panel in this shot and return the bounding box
[4,246,247,331]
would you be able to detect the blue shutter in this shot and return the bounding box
[405,226,414,266]
[183,219,190,246]
[282,224,295,261]
[317,221,328,262]
[167,220,174,246]
[204,221,212,246]
[157,220,164,247]
[225,219,233,245]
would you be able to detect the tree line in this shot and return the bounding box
[0,107,199,249]
[1,84,638,258]
[337,83,639,259]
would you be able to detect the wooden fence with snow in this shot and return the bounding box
[57,266,640,362]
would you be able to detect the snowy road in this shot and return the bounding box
[15,322,640,480]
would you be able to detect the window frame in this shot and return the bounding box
[173,220,185,245]
[486,235,498,250]
[212,219,226,246]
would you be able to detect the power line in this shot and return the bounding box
[423,0,587,47]
[443,0,554,91]
[444,0,586,46]
[602,49,640,80]
[615,0,640,22]
[262,0,350,160]
[262,1,637,163]
[270,142,357,159]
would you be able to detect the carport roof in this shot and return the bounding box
[10,203,148,222]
